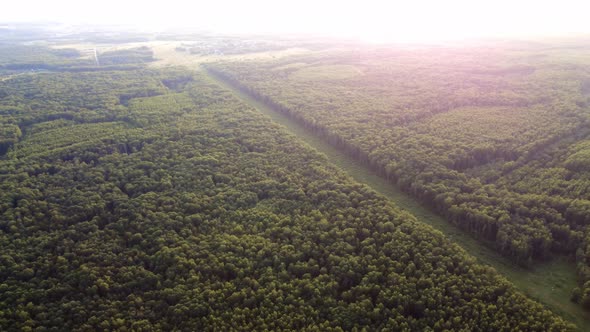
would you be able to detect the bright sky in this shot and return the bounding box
[3,0,590,42]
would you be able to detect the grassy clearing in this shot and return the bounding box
[204,68,590,331]
[12,122,130,159]
[52,41,310,69]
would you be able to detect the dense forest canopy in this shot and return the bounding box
[0,42,576,330]
[206,42,590,308]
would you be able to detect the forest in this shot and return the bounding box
[205,42,590,309]
[0,42,577,330]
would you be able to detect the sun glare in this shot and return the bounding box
[3,0,590,42]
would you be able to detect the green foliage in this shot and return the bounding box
[0,124,21,155]
[206,42,590,307]
[0,56,573,330]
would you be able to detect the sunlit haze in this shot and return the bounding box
[3,0,590,42]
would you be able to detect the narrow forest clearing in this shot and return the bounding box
[203,66,590,330]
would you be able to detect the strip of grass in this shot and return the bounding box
[204,67,590,331]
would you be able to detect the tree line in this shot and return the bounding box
[205,44,590,308]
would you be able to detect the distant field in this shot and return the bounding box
[51,41,311,69]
